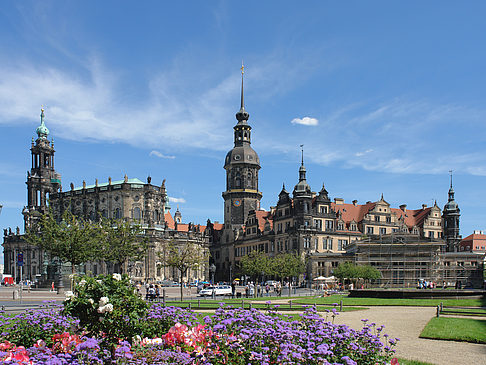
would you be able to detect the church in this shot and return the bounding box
[3,109,211,287]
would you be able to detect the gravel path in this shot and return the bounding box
[332,306,486,365]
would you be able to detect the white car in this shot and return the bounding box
[198,285,232,297]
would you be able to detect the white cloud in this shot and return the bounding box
[355,149,373,157]
[169,197,186,203]
[291,117,319,126]
[149,150,175,159]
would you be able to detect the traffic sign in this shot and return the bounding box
[17,253,23,267]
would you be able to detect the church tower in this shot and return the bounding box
[23,108,61,229]
[222,65,262,234]
[442,172,461,251]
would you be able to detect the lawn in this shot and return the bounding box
[420,317,486,344]
[293,295,485,308]
[396,358,436,365]
[151,299,365,312]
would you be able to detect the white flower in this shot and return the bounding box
[88,298,94,305]
[78,279,87,286]
[97,305,106,314]
[142,338,163,345]
[104,303,114,313]
[96,280,102,284]
[65,291,75,300]
[112,273,122,281]
[99,297,109,306]
[69,274,75,279]
[132,335,142,344]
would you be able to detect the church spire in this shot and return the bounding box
[235,62,249,123]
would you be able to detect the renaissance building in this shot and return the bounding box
[210,70,485,288]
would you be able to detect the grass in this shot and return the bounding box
[293,295,485,308]
[396,358,436,365]
[420,317,486,344]
[151,299,365,312]
[440,307,486,317]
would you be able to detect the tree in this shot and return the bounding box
[158,241,208,301]
[25,210,99,277]
[333,262,382,288]
[270,253,306,296]
[240,251,270,282]
[99,218,147,274]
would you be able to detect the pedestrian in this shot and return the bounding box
[265,284,270,296]
[155,285,160,301]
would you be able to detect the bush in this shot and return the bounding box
[0,303,79,347]
[62,274,148,348]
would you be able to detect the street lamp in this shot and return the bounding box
[209,264,216,285]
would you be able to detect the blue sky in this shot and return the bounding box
[1,1,486,244]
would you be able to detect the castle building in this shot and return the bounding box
[3,110,210,286]
[210,72,485,288]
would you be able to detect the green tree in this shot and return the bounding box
[99,218,147,274]
[334,262,381,288]
[240,250,270,282]
[158,241,208,301]
[270,253,306,296]
[25,210,99,276]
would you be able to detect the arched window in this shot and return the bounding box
[247,171,253,188]
[114,208,121,219]
[235,173,241,188]
[133,207,141,220]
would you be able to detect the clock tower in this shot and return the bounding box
[222,65,262,235]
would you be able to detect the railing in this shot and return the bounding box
[436,303,486,317]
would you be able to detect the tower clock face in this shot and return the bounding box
[233,199,241,207]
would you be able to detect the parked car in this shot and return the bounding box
[198,285,232,297]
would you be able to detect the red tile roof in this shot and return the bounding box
[330,201,433,229]
[331,202,375,224]
[163,211,207,232]
[164,212,175,229]
[391,207,431,228]
[255,210,273,231]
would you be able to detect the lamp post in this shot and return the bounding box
[209,263,216,285]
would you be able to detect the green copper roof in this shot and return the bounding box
[36,109,50,139]
[71,178,145,191]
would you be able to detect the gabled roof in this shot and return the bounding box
[331,202,375,224]
[391,207,432,228]
[255,210,273,231]
[461,233,486,242]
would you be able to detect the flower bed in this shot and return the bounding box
[0,274,399,364]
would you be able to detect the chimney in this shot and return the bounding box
[399,204,407,212]
[352,200,358,206]
[422,204,427,209]
[334,198,344,205]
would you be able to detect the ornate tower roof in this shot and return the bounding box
[293,145,311,196]
[36,107,50,139]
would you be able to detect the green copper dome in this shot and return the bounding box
[36,108,49,139]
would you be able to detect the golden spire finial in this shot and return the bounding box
[241,60,244,75]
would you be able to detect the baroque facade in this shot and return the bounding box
[3,109,210,286]
[210,72,485,288]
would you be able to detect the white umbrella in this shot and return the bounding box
[313,276,326,281]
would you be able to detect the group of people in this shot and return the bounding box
[240,281,283,298]
[142,283,161,301]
